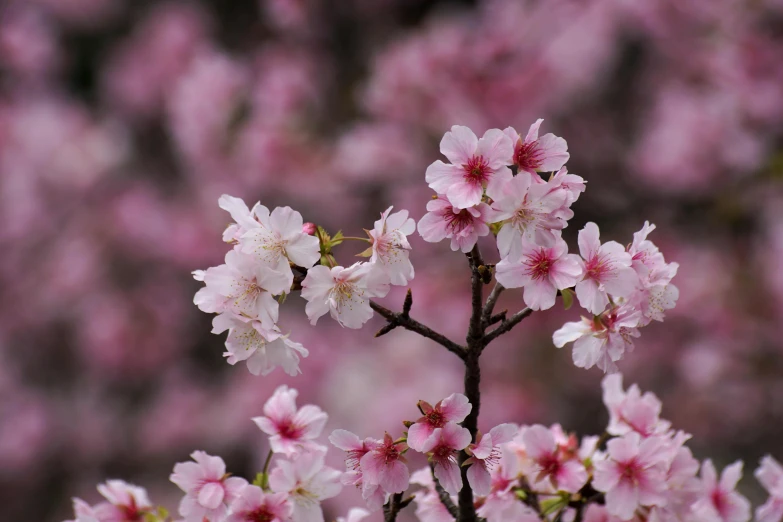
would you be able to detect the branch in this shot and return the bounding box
[467,246,485,344]
[370,297,466,359]
[430,463,460,518]
[482,307,533,346]
[481,282,504,327]
[383,492,414,522]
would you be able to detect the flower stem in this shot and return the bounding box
[260,450,273,490]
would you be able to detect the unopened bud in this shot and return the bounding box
[302,222,317,235]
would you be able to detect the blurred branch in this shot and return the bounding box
[384,492,414,522]
[430,462,460,518]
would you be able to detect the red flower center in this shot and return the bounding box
[514,141,543,171]
[247,507,277,522]
[444,208,474,234]
[463,156,490,184]
[525,249,553,280]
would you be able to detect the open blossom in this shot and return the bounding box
[225,485,292,522]
[576,223,638,314]
[490,172,567,258]
[553,302,642,373]
[68,480,153,522]
[626,222,679,325]
[407,393,472,452]
[420,422,472,495]
[503,119,569,177]
[329,430,385,511]
[692,460,751,522]
[425,125,513,209]
[170,451,248,522]
[602,374,671,438]
[417,196,493,253]
[252,385,328,456]
[240,204,321,282]
[213,314,308,376]
[477,447,539,522]
[269,449,342,522]
[464,423,517,495]
[522,425,588,493]
[593,432,669,520]
[368,206,416,286]
[360,433,410,494]
[495,236,583,311]
[219,194,261,244]
[301,262,390,329]
[194,250,290,328]
[548,167,586,221]
[755,456,783,522]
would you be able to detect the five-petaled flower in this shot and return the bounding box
[252,385,328,456]
[170,450,248,522]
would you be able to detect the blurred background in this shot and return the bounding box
[1,0,783,519]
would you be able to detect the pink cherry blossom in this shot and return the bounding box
[503,119,569,177]
[269,449,343,522]
[521,424,588,493]
[593,432,669,520]
[170,450,248,522]
[490,173,567,258]
[219,194,262,244]
[368,206,416,286]
[553,303,642,372]
[212,314,308,376]
[576,223,638,314]
[252,385,328,456]
[329,430,386,511]
[626,223,679,326]
[495,236,583,311]
[69,480,153,522]
[410,467,456,522]
[194,250,290,328]
[548,167,586,217]
[417,196,493,253]
[301,262,390,329]
[755,456,783,522]
[420,422,472,495]
[692,460,751,522]
[602,374,671,438]
[464,423,517,495]
[477,447,539,522]
[407,393,472,452]
[240,205,321,279]
[360,433,410,494]
[225,485,292,522]
[425,125,513,209]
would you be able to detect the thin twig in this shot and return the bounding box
[487,310,506,326]
[430,463,460,518]
[482,307,533,345]
[481,282,504,327]
[370,300,466,359]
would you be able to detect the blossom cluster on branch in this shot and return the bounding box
[66,377,783,522]
[64,122,781,522]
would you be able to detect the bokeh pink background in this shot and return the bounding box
[2,0,783,519]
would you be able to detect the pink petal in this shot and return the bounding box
[522,425,555,461]
[476,128,513,170]
[434,461,462,495]
[329,429,362,451]
[407,422,435,452]
[440,125,477,165]
[440,393,472,423]
[467,462,492,496]
[198,482,225,510]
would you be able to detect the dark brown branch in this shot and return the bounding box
[370,300,465,359]
[481,282,504,327]
[482,307,533,345]
[383,492,413,522]
[467,246,485,344]
[430,463,460,518]
[488,310,506,326]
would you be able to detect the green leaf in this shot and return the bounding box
[356,246,374,258]
[561,288,574,310]
[252,472,266,487]
[540,497,568,516]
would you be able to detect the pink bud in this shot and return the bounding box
[302,222,317,235]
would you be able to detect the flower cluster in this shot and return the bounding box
[193,195,417,375]
[65,379,783,522]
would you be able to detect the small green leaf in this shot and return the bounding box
[356,246,374,258]
[277,292,288,304]
[540,497,568,516]
[561,288,574,310]
[252,472,266,487]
